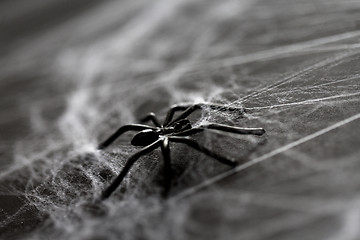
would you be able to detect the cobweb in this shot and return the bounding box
[1,0,360,239]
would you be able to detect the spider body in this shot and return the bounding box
[131,119,192,146]
[98,103,265,200]
[131,129,159,146]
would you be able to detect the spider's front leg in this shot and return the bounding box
[174,123,265,137]
[140,112,162,127]
[98,124,156,149]
[163,105,190,126]
[165,103,247,126]
[100,139,162,200]
[160,137,172,197]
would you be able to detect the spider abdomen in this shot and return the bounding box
[131,129,159,146]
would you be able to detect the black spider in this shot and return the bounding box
[98,103,265,200]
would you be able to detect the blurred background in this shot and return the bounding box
[1,0,360,239]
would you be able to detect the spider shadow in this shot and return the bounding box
[159,133,268,195]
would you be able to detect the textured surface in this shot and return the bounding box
[1,0,360,239]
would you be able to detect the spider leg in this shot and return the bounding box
[160,137,172,197]
[202,123,265,135]
[173,128,204,136]
[100,139,162,200]
[140,112,162,127]
[163,105,190,126]
[166,103,246,127]
[174,123,265,136]
[98,124,156,150]
[168,136,238,167]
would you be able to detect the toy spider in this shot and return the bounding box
[98,103,265,199]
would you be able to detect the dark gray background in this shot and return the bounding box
[1,0,360,239]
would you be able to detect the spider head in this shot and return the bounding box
[131,129,159,146]
[173,119,192,133]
